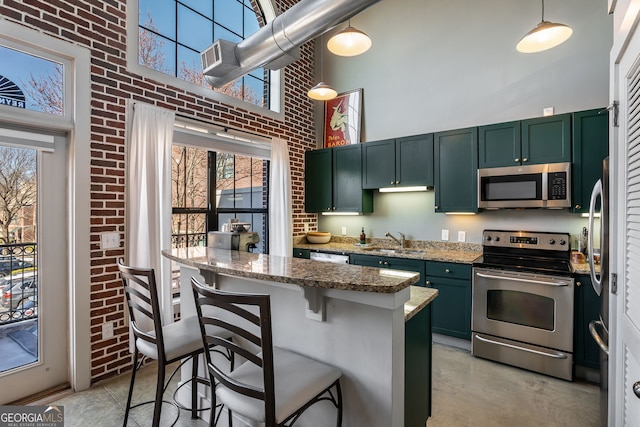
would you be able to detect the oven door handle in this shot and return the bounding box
[475,334,568,359]
[475,272,568,287]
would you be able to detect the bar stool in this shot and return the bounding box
[191,277,343,427]
[118,259,227,427]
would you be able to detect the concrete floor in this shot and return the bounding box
[42,342,601,427]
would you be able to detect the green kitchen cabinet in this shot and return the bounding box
[478,121,521,168]
[333,144,373,213]
[304,148,332,213]
[572,109,609,213]
[434,127,478,213]
[521,113,572,165]
[349,253,426,284]
[480,114,571,168]
[292,248,310,259]
[425,261,472,339]
[574,274,601,370]
[304,146,373,213]
[405,302,432,425]
[362,134,434,189]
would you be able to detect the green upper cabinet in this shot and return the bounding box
[480,115,571,168]
[521,113,572,165]
[362,139,396,189]
[333,144,373,212]
[434,128,478,213]
[304,145,373,213]
[304,148,332,213]
[362,134,434,189]
[478,121,521,168]
[572,109,609,213]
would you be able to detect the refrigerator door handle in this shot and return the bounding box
[589,320,609,355]
[588,179,603,296]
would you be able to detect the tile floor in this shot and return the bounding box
[42,343,601,426]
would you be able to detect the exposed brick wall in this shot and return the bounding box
[1,0,318,383]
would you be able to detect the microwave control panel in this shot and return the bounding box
[548,171,567,200]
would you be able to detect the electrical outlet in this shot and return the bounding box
[304,223,309,232]
[543,107,554,116]
[341,226,347,236]
[101,232,119,250]
[102,322,114,339]
[458,231,466,242]
[441,229,449,241]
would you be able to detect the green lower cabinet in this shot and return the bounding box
[349,253,426,284]
[574,275,601,370]
[425,261,472,339]
[405,303,432,426]
[292,248,310,259]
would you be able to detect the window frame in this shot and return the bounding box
[127,0,284,119]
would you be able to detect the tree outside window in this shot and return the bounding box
[138,0,268,108]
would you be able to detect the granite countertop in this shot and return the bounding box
[295,236,600,275]
[164,246,420,294]
[294,236,482,264]
[404,286,438,321]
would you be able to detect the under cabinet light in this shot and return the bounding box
[379,186,429,193]
[321,212,362,216]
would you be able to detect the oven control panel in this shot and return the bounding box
[482,230,570,251]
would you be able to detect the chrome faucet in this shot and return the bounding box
[385,231,405,248]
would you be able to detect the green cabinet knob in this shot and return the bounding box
[515,157,520,162]
[445,269,450,273]
[523,157,528,162]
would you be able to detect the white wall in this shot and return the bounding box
[316,0,611,244]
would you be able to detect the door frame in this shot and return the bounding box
[0,20,92,392]
[611,1,640,425]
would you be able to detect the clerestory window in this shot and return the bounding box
[137,0,270,108]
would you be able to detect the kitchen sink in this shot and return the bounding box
[378,248,424,255]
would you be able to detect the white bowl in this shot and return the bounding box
[306,232,331,244]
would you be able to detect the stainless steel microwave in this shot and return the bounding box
[478,162,571,209]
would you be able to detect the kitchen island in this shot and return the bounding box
[163,246,437,427]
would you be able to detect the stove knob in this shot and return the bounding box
[485,236,492,241]
[559,239,566,246]
[494,237,500,242]
[549,239,556,245]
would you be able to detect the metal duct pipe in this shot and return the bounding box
[202,0,380,87]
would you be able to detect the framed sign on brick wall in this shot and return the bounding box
[323,88,362,148]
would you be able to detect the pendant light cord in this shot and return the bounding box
[541,0,545,21]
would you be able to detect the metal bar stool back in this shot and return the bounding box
[191,277,343,427]
[118,259,207,427]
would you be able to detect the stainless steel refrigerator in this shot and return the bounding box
[588,156,609,426]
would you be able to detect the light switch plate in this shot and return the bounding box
[543,107,554,116]
[101,232,119,250]
[458,231,466,242]
[341,226,347,236]
[441,229,449,241]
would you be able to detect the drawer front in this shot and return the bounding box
[425,261,471,280]
[293,248,311,259]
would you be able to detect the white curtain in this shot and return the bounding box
[269,137,292,257]
[127,103,175,325]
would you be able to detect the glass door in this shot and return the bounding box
[0,131,68,403]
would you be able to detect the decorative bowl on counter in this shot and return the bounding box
[306,232,331,244]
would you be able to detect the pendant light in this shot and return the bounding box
[308,40,337,101]
[516,0,573,53]
[307,82,338,100]
[327,20,372,57]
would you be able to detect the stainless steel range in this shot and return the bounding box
[472,230,574,381]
